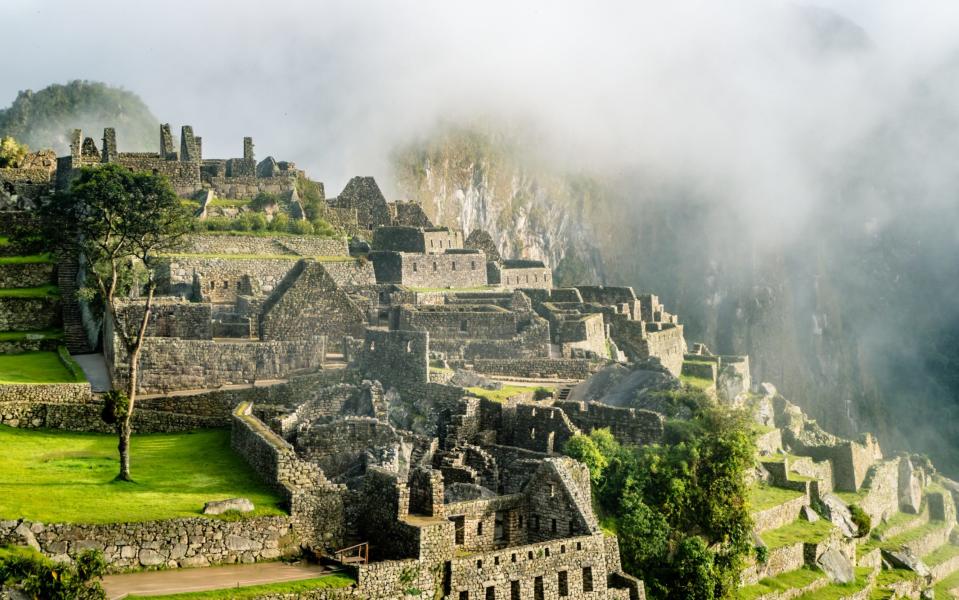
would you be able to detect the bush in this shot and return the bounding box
[0,545,106,599]
[849,504,871,538]
[0,136,29,168]
[288,219,314,235]
[755,545,769,564]
[310,217,336,237]
[270,213,290,232]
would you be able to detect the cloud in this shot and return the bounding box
[3,0,959,238]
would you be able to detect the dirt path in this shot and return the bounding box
[102,562,335,599]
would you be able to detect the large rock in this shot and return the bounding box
[801,505,820,523]
[225,535,259,552]
[819,493,858,538]
[13,523,39,552]
[899,459,923,514]
[202,498,255,515]
[817,548,854,583]
[883,548,931,578]
[138,548,165,566]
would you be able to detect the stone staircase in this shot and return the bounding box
[56,253,92,353]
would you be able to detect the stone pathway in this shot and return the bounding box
[72,352,111,392]
[102,562,335,599]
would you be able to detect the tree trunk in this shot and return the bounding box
[116,277,156,482]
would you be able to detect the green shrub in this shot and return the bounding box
[0,136,29,168]
[849,504,871,537]
[270,213,290,232]
[288,219,314,235]
[755,545,769,564]
[0,545,106,599]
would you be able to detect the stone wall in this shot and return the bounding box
[0,382,91,405]
[114,298,213,340]
[175,234,348,258]
[489,261,553,290]
[752,493,808,533]
[0,262,54,288]
[397,304,518,340]
[259,261,367,343]
[446,534,621,600]
[111,335,326,393]
[156,257,299,303]
[370,251,487,288]
[0,516,296,572]
[740,542,805,587]
[432,317,552,361]
[471,358,601,380]
[505,403,580,454]
[353,329,429,388]
[231,402,346,550]
[553,401,665,446]
[0,296,61,331]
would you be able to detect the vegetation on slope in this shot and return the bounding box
[0,80,159,152]
[125,573,356,599]
[0,427,284,523]
[564,388,755,599]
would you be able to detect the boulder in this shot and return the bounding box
[899,459,923,514]
[13,523,39,552]
[817,548,854,583]
[225,535,259,552]
[882,547,931,578]
[819,493,858,538]
[202,498,255,515]
[800,505,820,523]
[179,554,211,568]
[138,548,165,567]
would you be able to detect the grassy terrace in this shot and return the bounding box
[0,351,84,384]
[861,517,944,555]
[748,483,805,512]
[0,253,53,264]
[407,285,497,293]
[925,542,959,566]
[161,253,356,262]
[0,284,60,298]
[126,573,356,599]
[739,567,825,600]
[191,230,346,240]
[0,427,284,523]
[794,567,873,600]
[0,329,63,341]
[761,517,835,549]
[934,568,959,597]
[466,385,554,403]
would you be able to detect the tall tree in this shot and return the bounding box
[39,164,192,481]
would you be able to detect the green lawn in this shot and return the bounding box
[125,573,355,599]
[793,567,873,600]
[761,516,835,549]
[925,542,959,566]
[0,329,63,341]
[466,385,553,403]
[748,484,805,512]
[0,285,60,298]
[0,351,84,383]
[0,427,285,523]
[739,567,825,600]
[0,253,53,264]
[206,197,252,208]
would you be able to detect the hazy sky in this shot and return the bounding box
[4,0,959,220]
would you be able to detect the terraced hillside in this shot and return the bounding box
[739,388,959,599]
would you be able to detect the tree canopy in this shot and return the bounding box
[564,389,756,600]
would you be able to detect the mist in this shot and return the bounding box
[4,0,959,470]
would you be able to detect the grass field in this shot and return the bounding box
[739,567,825,600]
[0,329,63,342]
[0,253,53,264]
[126,573,356,599]
[748,483,805,512]
[0,427,285,523]
[466,385,553,403]
[0,285,60,298]
[0,351,85,383]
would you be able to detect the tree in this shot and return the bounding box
[0,135,28,168]
[563,434,608,484]
[39,164,192,481]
